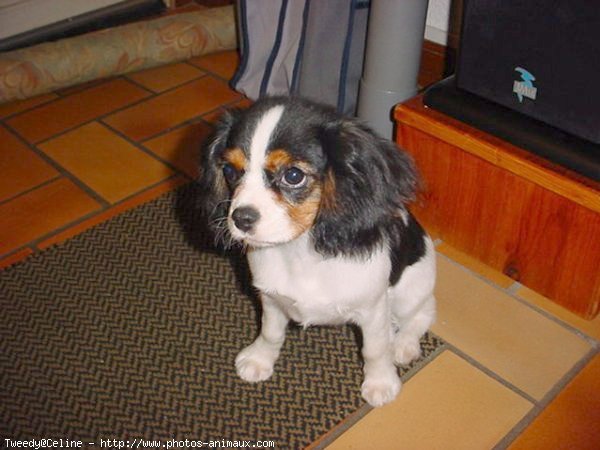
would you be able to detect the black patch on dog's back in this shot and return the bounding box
[388,213,426,286]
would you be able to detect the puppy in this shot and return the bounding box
[198,96,436,407]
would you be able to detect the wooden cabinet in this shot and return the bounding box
[394,95,600,319]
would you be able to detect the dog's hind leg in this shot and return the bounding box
[392,295,436,365]
[389,236,437,366]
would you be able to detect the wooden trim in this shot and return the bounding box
[394,95,600,319]
[395,96,600,214]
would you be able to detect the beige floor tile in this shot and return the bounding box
[189,50,239,80]
[103,75,240,142]
[0,93,58,119]
[0,178,100,256]
[327,351,532,450]
[38,122,174,204]
[143,121,212,178]
[508,354,600,450]
[437,242,515,288]
[515,286,600,341]
[0,126,58,202]
[431,255,592,400]
[7,78,150,144]
[126,62,205,93]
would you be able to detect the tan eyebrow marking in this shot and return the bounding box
[265,148,295,173]
[223,147,247,172]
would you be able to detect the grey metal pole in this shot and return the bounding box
[357,0,430,139]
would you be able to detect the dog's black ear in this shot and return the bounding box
[197,109,240,235]
[313,118,418,257]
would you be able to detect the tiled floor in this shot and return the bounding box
[1,47,599,450]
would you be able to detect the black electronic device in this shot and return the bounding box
[424,0,600,181]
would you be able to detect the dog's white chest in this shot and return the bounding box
[247,235,390,325]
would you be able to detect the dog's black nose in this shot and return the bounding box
[232,206,260,232]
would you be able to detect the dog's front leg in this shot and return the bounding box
[235,293,289,382]
[357,295,401,407]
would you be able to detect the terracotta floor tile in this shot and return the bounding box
[0,126,58,202]
[202,108,227,124]
[38,176,188,250]
[55,78,113,97]
[327,351,532,450]
[431,255,592,400]
[0,177,100,256]
[189,50,240,80]
[38,122,174,204]
[7,78,151,143]
[126,62,205,93]
[516,286,600,341]
[103,75,240,142]
[0,247,34,270]
[0,93,58,119]
[509,354,600,450]
[143,121,212,178]
[437,242,515,288]
[202,96,253,123]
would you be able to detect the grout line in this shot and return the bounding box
[53,77,118,98]
[186,52,238,85]
[139,114,208,144]
[436,250,515,295]
[492,346,599,450]
[505,291,599,348]
[23,72,217,148]
[1,125,110,208]
[506,281,521,295]
[446,343,539,405]
[28,174,186,252]
[29,88,158,147]
[95,74,240,142]
[122,64,207,95]
[0,95,60,121]
[0,245,36,270]
[99,120,193,180]
[134,94,244,143]
[121,72,166,94]
[311,339,449,450]
[0,175,62,206]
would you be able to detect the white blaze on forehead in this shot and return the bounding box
[228,103,303,245]
[248,104,285,171]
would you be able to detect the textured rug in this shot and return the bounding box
[0,183,444,449]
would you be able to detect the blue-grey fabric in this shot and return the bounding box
[231,0,369,115]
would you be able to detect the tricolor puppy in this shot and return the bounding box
[198,96,436,407]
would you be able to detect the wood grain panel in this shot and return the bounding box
[395,97,600,319]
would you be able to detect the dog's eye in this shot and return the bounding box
[222,163,241,183]
[282,167,306,187]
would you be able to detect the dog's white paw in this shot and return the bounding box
[235,342,277,383]
[361,375,401,407]
[393,336,422,366]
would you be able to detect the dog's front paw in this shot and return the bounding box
[235,341,278,383]
[361,375,401,407]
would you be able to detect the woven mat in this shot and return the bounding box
[0,184,444,449]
